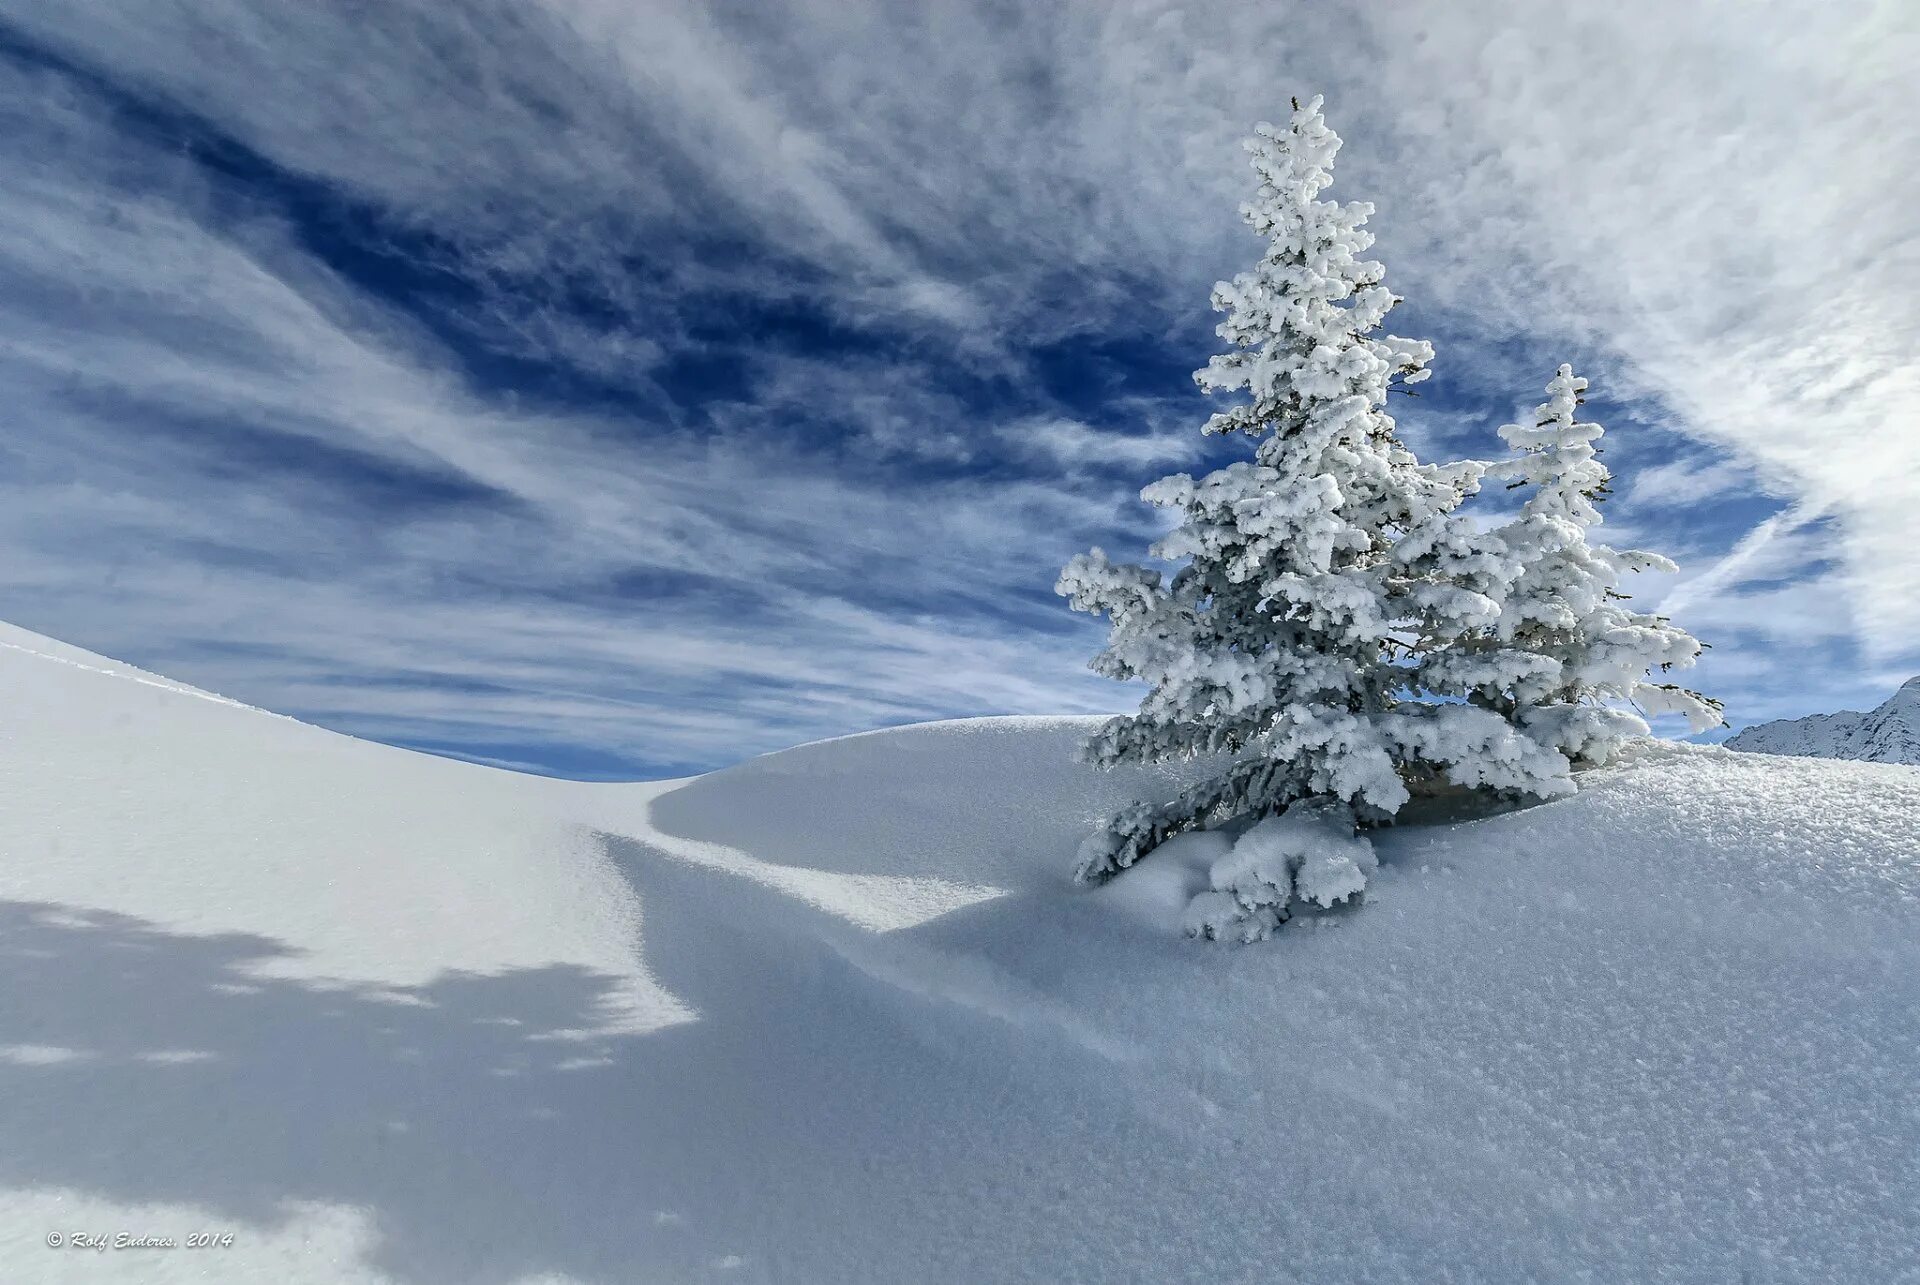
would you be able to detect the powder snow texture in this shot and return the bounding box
[1728,674,1920,764]
[1,622,1917,1283]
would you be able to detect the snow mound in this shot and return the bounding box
[2,623,1917,1282]
[1728,675,1920,764]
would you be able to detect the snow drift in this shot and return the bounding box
[2,622,1917,1283]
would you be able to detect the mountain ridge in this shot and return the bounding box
[1728,677,1920,764]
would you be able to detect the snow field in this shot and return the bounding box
[2,623,1916,1281]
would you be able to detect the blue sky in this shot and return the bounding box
[1,2,1915,778]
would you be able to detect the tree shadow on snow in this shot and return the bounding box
[0,785,1594,1285]
[0,897,788,1283]
[0,880,1222,1284]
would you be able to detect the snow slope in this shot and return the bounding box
[1728,675,1920,764]
[2,622,1917,1283]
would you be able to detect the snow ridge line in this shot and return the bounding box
[0,638,286,719]
[600,792,1006,934]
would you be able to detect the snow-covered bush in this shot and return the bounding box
[1183,802,1376,943]
[1059,98,1719,941]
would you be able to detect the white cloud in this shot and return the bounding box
[1628,456,1761,509]
[1003,416,1197,471]
[0,54,1154,768]
[1352,3,1920,649]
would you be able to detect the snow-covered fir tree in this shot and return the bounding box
[1420,364,1722,761]
[1058,97,1572,937]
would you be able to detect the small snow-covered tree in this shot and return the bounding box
[1058,97,1568,918]
[1422,364,1722,762]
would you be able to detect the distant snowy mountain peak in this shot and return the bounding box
[1728,677,1920,764]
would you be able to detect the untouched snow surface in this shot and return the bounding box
[2,623,1917,1283]
[1729,675,1920,764]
